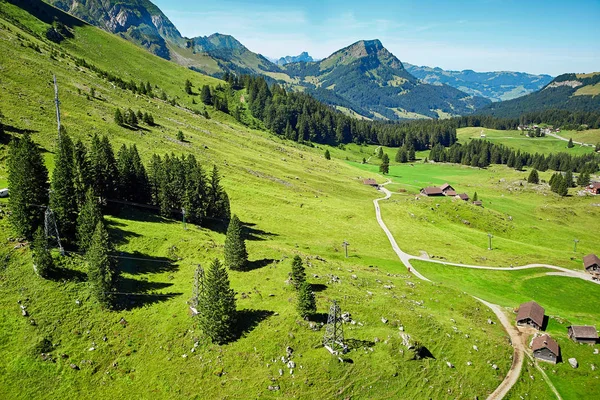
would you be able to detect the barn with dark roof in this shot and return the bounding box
[516,300,545,330]
[532,334,559,364]
[568,325,598,344]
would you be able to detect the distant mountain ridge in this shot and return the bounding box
[276,52,314,65]
[405,63,553,102]
[475,72,600,118]
[282,39,490,120]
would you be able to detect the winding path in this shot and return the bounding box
[372,182,595,399]
[546,132,594,147]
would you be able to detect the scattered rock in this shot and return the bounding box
[487,319,494,325]
[383,285,393,289]
[69,364,79,370]
[287,361,295,369]
[119,317,128,326]
[268,385,280,391]
[492,364,498,370]
[446,362,454,368]
[286,346,294,357]
[592,364,596,371]
[569,358,578,368]
[278,369,283,376]
[289,369,294,375]
[341,312,352,323]
[351,274,357,280]
[594,349,599,355]
[75,300,81,306]
[268,294,275,297]
[21,309,28,317]
[473,345,478,351]
[88,347,95,351]
[374,337,380,343]
[467,361,472,366]
[381,317,388,324]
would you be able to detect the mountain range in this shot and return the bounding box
[41,0,596,121]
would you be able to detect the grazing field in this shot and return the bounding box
[411,260,600,400]
[0,3,514,399]
[457,127,595,155]
[352,161,600,269]
[556,129,600,146]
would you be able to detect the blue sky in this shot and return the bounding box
[153,0,600,75]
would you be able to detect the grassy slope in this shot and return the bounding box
[411,260,600,400]
[556,129,600,146]
[0,2,514,399]
[353,161,599,269]
[457,127,595,156]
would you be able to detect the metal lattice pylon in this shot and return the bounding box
[44,208,64,255]
[190,265,204,314]
[323,300,346,355]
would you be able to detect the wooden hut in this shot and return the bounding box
[532,334,559,364]
[516,300,545,330]
[583,254,600,273]
[567,326,598,344]
[420,187,443,196]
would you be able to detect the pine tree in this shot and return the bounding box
[114,108,124,126]
[379,153,390,174]
[177,130,184,142]
[297,281,316,319]
[224,215,248,271]
[201,85,212,105]
[73,139,92,208]
[324,149,331,160]
[206,165,229,220]
[376,147,384,159]
[567,138,574,148]
[577,172,591,187]
[527,169,539,184]
[472,191,479,201]
[87,221,115,308]
[557,177,569,196]
[7,133,50,238]
[32,227,53,278]
[90,134,119,202]
[514,156,523,171]
[564,170,574,188]
[77,189,102,253]
[197,259,237,344]
[291,255,306,288]
[184,79,193,95]
[50,132,77,240]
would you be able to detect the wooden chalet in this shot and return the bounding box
[584,254,600,273]
[363,178,378,187]
[586,182,600,195]
[568,325,598,344]
[516,300,545,330]
[440,183,455,194]
[532,334,559,364]
[444,190,457,197]
[473,200,483,206]
[455,193,469,201]
[420,187,443,196]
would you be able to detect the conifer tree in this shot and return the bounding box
[50,132,77,239]
[201,85,212,105]
[577,172,591,187]
[297,281,316,318]
[379,153,390,174]
[376,147,384,159]
[177,130,184,142]
[557,176,569,196]
[207,165,229,220]
[197,259,237,344]
[567,138,574,148]
[527,169,539,184]
[90,134,119,202]
[324,149,331,160]
[114,108,124,126]
[87,221,115,308]
[77,189,102,253]
[73,139,92,208]
[473,191,479,201]
[185,79,193,95]
[224,215,248,271]
[32,227,53,278]
[564,170,574,188]
[7,133,50,238]
[291,255,306,288]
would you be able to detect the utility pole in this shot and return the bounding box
[342,240,349,258]
[573,239,579,253]
[53,75,61,139]
[487,233,493,250]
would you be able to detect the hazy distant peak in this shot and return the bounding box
[276,51,314,65]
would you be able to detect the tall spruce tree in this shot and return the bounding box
[379,153,390,174]
[32,227,53,278]
[324,149,331,160]
[291,255,306,288]
[557,177,569,196]
[564,170,574,188]
[77,189,102,253]
[224,215,248,271]
[207,165,229,220]
[197,259,237,344]
[87,221,115,308]
[90,134,119,202]
[577,172,591,187]
[527,169,539,184]
[7,133,50,238]
[73,139,92,208]
[567,138,574,148]
[297,281,316,318]
[201,85,212,105]
[50,132,77,239]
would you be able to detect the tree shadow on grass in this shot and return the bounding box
[114,276,181,310]
[310,283,328,292]
[105,220,142,246]
[345,338,376,351]
[48,266,87,282]
[309,312,328,324]
[242,222,278,241]
[233,309,275,340]
[245,258,275,272]
[116,252,177,275]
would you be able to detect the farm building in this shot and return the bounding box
[420,187,443,196]
[455,193,469,201]
[440,183,455,194]
[583,254,600,273]
[362,178,378,187]
[444,190,457,197]
[532,335,560,364]
[567,325,598,344]
[586,182,600,195]
[0,188,8,198]
[516,300,545,330]
[473,200,483,207]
